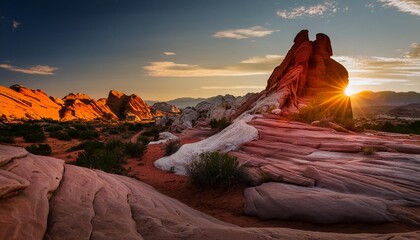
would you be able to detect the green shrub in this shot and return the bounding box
[23,131,46,143]
[210,118,231,132]
[124,142,146,158]
[49,131,71,141]
[44,125,64,132]
[137,135,150,144]
[68,140,104,152]
[66,129,100,140]
[0,135,15,143]
[165,139,181,156]
[26,144,52,156]
[187,151,242,189]
[73,140,126,174]
[10,123,42,136]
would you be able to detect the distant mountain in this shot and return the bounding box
[352,91,420,118]
[146,97,208,109]
[0,84,168,121]
[352,91,420,106]
[387,103,420,118]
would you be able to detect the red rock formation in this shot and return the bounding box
[235,30,352,123]
[60,93,117,121]
[106,90,154,121]
[0,85,61,120]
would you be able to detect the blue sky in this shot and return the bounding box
[0,0,419,100]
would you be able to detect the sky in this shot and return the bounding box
[0,0,419,101]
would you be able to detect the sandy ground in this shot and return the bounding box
[124,129,420,234]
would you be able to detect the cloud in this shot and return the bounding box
[163,52,176,56]
[144,55,283,77]
[200,85,265,90]
[405,43,420,58]
[0,64,58,75]
[276,2,338,19]
[12,20,20,30]
[213,26,279,39]
[378,0,420,15]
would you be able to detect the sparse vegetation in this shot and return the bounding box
[26,144,52,156]
[23,131,46,143]
[0,135,15,143]
[210,118,231,132]
[164,139,181,156]
[124,142,147,158]
[72,139,147,174]
[358,120,420,135]
[137,135,150,145]
[187,151,242,189]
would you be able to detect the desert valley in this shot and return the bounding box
[1,1,419,240]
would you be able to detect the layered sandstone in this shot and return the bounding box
[106,90,154,121]
[235,30,352,123]
[1,145,418,239]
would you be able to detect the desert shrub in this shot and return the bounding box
[26,144,52,156]
[124,142,146,158]
[67,129,99,140]
[68,140,104,152]
[23,131,46,143]
[0,135,15,143]
[127,123,144,131]
[49,131,71,141]
[165,139,181,156]
[44,125,63,132]
[137,135,150,145]
[74,140,126,174]
[75,149,125,174]
[210,118,231,132]
[143,128,160,141]
[361,146,376,155]
[187,151,242,189]
[10,123,42,136]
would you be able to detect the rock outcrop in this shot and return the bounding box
[106,90,154,121]
[234,30,353,123]
[0,85,165,121]
[151,102,180,114]
[60,93,118,121]
[0,85,61,120]
[1,145,419,240]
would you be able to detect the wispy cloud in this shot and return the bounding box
[144,55,283,77]
[213,26,279,39]
[405,43,420,58]
[12,20,20,30]
[163,51,176,56]
[378,0,420,16]
[276,2,338,19]
[0,64,58,75]
[200,86,265,90]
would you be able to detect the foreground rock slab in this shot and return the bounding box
[234,116,420,225]
[1,145,419,239]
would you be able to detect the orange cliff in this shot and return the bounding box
[0,84,163,121]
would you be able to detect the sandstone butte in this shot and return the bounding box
[234,29,353,124]
[0,85,170,121]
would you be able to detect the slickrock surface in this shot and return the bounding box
[2,145,419,239]
[230,115,420,225]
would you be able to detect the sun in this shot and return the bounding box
[344,85,355,96]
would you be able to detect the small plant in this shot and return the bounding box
[210,118,231,132]
[137,135,150,145]
[187,151,242,189]
[259,171,274,183]
[124,142,146,158]
[23,131,46,143]
[26,144,52,156]
[165,139,181,156]
[169,166,175,173]
[361,146,376,155]
[49,131,71,141]
[0,135,15,143]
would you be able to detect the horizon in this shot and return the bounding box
[0,0,419,101]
